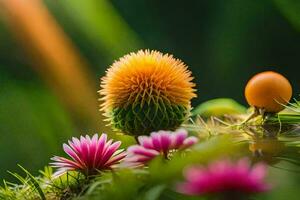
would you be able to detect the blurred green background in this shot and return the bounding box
[0,0,300,181]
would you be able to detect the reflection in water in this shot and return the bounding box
[185,115,300,172]
[246,132,300,172]
[249,138,285,160]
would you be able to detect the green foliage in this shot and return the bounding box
[81,169,147,200]
[273,0,300,32]
[78,169,200,200]
[0,166,88,200]
[68,136,237,200]
[0,165,45,200]
[44,170,87,199]
[264,99,300,129]
[0,136,238,200]
[1,125,300,200]
[265,113,300,126]
[17,165,46,200]
[111,102,189,136]
[0,79,75,179]
[45,0,141,60]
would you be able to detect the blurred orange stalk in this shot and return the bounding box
[0,0,108,132]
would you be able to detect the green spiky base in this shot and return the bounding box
[109,102,190,136]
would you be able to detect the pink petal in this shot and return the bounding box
[85,135,92,144]
[51,156,82,169]
[150,132,162,151]
[183,166,206,182]
[176,182,204,196]
[93,133,107,167]
[51,133,125,176]
[63,144,85,167]
[181,136,198,149]
[235,158,251,175]
[138,136,154,149]
[171,129,187,148]
[128,146,159,157]
[88,134,98,168]
[129,155,153,163]
[97,141,121,168]
[105,151,127,166]
[70,137,82,154]
[250,163,267,181]
[160,132,172,154]
[177,158,271,196]
[79,136,89,166]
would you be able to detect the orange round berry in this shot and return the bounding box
[245,71,292,113]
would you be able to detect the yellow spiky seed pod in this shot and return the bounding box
[99,50,196,136]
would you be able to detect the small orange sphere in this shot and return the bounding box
[245,71,292,113]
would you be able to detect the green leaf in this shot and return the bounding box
[17,165,46,200]
[192,98,247,117]
[273,0,300,32]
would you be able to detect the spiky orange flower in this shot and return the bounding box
[100,50,196,136]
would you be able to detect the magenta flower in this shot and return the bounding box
[51,133,126,176]
[125,129,198,165]
[177,158,270,199]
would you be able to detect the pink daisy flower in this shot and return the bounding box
[50,133,126,176]
[177,158,270,199]
[125,129,198,165]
